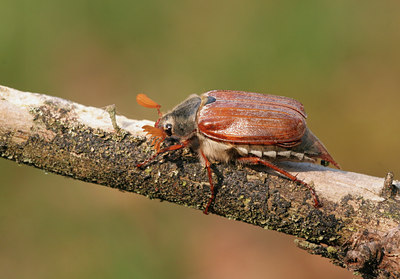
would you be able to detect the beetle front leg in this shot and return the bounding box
[136,140,189,168]
[199,151,215,215]
[237,156,321,208]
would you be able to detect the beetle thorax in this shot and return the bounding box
[157,95,201,140]
[197,134,235,163]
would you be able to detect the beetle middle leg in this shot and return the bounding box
[237,156,320,208]
[199,151,215,215]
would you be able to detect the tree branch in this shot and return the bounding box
[1,85,399,278]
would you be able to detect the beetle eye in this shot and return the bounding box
[164,123,173,136]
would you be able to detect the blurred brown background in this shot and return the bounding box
[1,0,400,278]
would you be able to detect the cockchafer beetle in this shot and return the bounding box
[136,90,340,214]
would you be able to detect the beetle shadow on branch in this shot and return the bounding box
[164,150,195,168]
[241,164,290,182]
[167,151,224,184]
[238,160,343,183]
[278,161,344,173]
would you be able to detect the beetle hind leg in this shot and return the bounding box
[237,156,321,208]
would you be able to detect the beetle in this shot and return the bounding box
[136,90,340,214]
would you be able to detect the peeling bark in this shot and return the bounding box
[1,85,399,278]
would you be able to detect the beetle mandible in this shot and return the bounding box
[136,90,340,214]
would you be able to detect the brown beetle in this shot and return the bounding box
[136,90,340,214]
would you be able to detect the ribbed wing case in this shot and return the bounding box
[197,90,307,145]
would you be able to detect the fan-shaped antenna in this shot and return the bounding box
[136,94,162,118]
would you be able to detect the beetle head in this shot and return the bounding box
[136,94,201,151]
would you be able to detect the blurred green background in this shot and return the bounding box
[1,0,400,278]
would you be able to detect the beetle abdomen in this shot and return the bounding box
[198,133,315,164]
[198,127,339,168]
[235,144,314,162]
[233,128,339,168]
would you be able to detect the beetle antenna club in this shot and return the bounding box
[136,91,340,214]
[136,94,163,125]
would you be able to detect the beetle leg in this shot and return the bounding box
[200,151,215,215]
[237,156,320,208]
[136,140,189,168]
